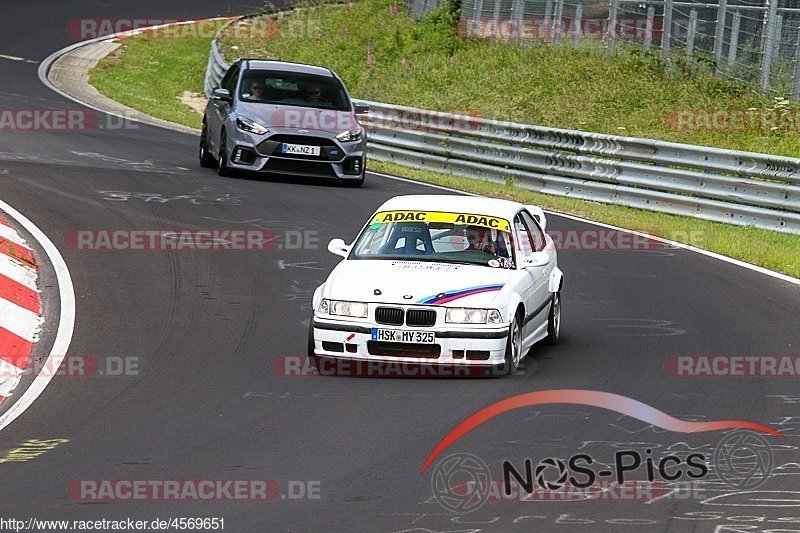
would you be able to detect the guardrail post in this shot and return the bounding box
[606,0,619,57]
[552,0,564,43]
[512,0,524,42]
[572,3,583,46]
[686,9,698,60]
[773,14,784,59]
[661,0,673,64]
[761,0,780,97]
[473,0,483,21]
[792,27,800,101]
[492,0,501,38]
[713,0,727,74]
[544,0,553,42]
[727,10,741,66]
[643,6,655,55]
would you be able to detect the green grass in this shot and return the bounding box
[90,32,210,129]
[221,0,800,157]
[87,9,800,278]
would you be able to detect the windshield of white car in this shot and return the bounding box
[349,217,517,269]
[239,71,350,111]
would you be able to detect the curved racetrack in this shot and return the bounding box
[0,2,798,531]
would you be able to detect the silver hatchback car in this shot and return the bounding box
[200,59,369,187]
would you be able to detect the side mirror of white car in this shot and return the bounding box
[523,251,550,268]
[328,238,351,258]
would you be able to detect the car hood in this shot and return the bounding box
[235,102,360,134]
[324,260,515,307]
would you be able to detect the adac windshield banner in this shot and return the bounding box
[371,211,511,232]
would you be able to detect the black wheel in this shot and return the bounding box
[216,130,231,177]
[199,120,215,168]
[307,320,320,371]
[499,313,522,376]
[543,291,561,345]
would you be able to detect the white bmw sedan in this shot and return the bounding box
[309,195,563,375]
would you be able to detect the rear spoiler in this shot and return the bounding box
[525,205,547,232]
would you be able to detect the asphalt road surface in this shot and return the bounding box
[0,2,798,531]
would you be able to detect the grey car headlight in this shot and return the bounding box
[336,128,363,142]
[319,299,368,318]
[446,308,503,324]
[236,116,269,135]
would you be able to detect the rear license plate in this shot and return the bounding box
[281,143,320,156]
[371,328,435,344]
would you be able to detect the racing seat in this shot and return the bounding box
[379,223,434,255]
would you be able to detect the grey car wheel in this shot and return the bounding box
[217,131,231,177]
[199,121,215,168]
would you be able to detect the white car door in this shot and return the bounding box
[514,212,552,343]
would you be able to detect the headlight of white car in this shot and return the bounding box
[319,299,368,318]
[446,308,503,324]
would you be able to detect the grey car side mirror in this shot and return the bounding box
[353,102,370,115]
[212,88,232,102]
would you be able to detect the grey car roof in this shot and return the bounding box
[242,59,333,77]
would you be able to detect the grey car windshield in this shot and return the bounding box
[239,71,350,111]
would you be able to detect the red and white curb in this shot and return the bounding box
[0,215,42,401]
[0,199,74,433]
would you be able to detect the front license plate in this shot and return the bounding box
[371,328,435,344]
[281,143,320,156]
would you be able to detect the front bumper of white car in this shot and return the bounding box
[311,310,510,368]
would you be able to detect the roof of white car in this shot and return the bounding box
[377,195,528,222]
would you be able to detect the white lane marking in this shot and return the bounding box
[0,223,32,248]
[0,53,38,64]
[368,170,800,286]
[0,199,75,432]
[37,18,227,135]
[0,299,40,342]
[0,254,38,291]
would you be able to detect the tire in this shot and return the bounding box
[543,291,561,345]
[216,130,231,177]
[199,121,215,168]
[499,313,523,376]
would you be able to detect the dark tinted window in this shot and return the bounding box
[239,70,350,111]
[221,65,240,93]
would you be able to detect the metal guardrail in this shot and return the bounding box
[205,16,800,234]
[204,35,231,98]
